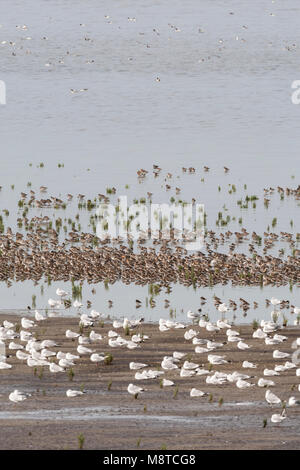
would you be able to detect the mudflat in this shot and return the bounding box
[0,315,299,450]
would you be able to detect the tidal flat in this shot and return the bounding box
[0,315,299,450]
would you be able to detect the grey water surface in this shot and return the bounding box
[0,0,300,321]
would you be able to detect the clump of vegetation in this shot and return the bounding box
[104,353,113,365]
[124,324,130,336]
[77,434,85,449]
[68,368,75,381]
[72,281,82,300]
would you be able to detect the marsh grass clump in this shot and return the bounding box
[173,386,179,399]
[263,419,268,428]
[72,282,82,300]
[68,368,75,381]
[77,434,85,450]
[252,319,259,330]
[107,380,112,391]
[148,283,161,296]
[104,353,113,365]
[106,187,114,194]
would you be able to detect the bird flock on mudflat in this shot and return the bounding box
[1,292,299,426]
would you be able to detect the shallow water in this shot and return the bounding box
[1,0,300,320]
[0,279,299,323]
[0,403,275,429]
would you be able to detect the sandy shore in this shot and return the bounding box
[0,314,299,450]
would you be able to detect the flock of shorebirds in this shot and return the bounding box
[0,166,299,292]
[1,3,299,446]
[1,231,300,289]
[0,294,300,426]
[0,166,299,430]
